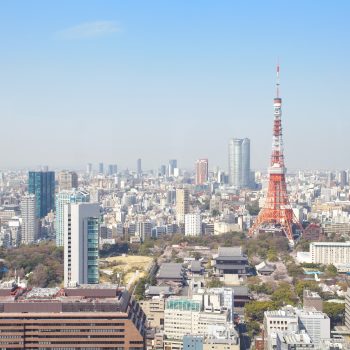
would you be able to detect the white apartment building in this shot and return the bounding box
[264,306,330,349]
[164,296,229,340]
[185,213,201,236]
[310,241,350,265]
[164,298,201,340]
[64,203,100,287]
[20,194,38,244]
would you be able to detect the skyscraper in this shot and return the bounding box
[98,162,104,174]
[28,171,55,218]
[168,159,177,177]
[228,138,250,188]
[160,165,167,176]
[137,158,142,175]
[241,138,251,187]
[195,159,208,185]
[55,190,90,247]
[20,194,39,244]
[176,188,189,224]
[86,163,92,174]
[58,171,78,191]
[64,203,100,286]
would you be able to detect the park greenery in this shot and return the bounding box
[0,242,63,287]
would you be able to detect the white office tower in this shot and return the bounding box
[20,194,38,244]
[55,190,89,247]
[176,188,189,224]
[64,203,100,287]
[185,213,201,236]
[228,138,250,188]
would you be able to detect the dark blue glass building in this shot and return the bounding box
[28,171,55,218]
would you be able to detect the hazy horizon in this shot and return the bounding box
[0,1,349,171]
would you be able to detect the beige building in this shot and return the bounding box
[139,297,165,328]
[310,241,350,265]
[58,170,78,191]
[176,188,189,224]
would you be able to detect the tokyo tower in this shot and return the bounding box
[249,66,303,245]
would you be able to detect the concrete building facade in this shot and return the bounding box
[64,203,100,286]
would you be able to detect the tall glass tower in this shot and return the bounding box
[228,138,251,188]
[241,138,251,187]
[28,171,55,218]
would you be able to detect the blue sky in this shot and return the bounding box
[0,1,349,171]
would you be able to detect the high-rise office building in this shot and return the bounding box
[160,165,167,176]
[168,159,177,177]
[20,194,39,244]
[86,163,92,174]
[58,171,78,191]
[228,138,250,188]
[339,170,347,188]
[55,190,90,247]
[28,171,55,218]
[108,164,113,176]
[241,138,250,187]
[176,188,189,224]
[98,162,104,174]
[137,158,142,175]
[195,159,209,185]
[64,203,100,286]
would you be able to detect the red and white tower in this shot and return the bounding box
[249,66,302,244]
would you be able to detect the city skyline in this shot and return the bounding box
[0,1,349,170]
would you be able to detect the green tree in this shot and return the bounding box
[323,302,345,327]
[267,248,278,262]
[325,264,337,278]
[272,282,297,307]
[246,320,261,338]
[286,262,304,278]
[206,278,224,288]
[245,301,276,322]
[211,209,220,217]
[134,277,147,300]
[295,280,321,299]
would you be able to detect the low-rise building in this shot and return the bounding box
[139,297,165,328]
[0,285,145,349]
[310,241,350,265]
[264,306,330,350]
[156,263,186,285]
[303,290,323,312]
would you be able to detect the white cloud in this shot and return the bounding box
[56,21,120,39]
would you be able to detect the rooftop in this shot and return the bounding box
[217,247,242,256]
[311,241,350,247]
[0,285,131,313]
[157,263,184,279]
